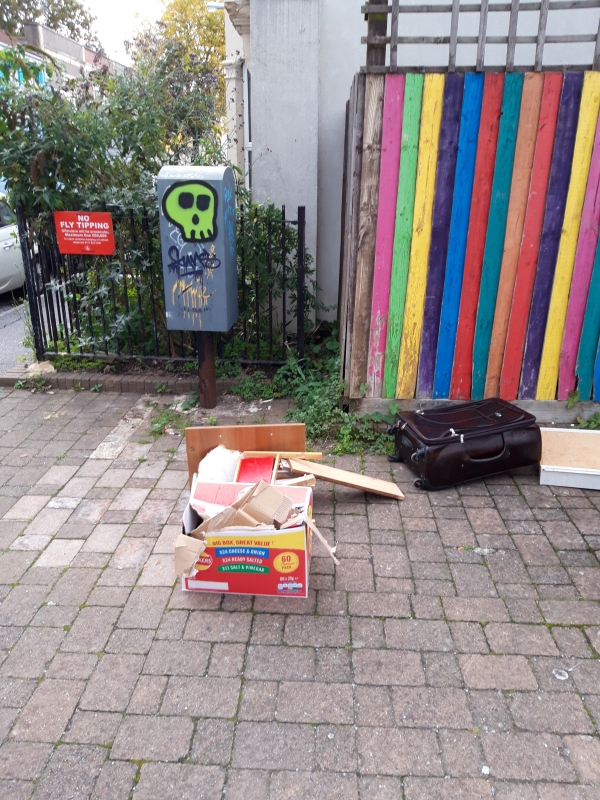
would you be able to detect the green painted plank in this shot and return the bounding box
[383,73,424,398]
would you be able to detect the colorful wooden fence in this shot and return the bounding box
[341,68,600,401]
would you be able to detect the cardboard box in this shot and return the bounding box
[181,482,313,598]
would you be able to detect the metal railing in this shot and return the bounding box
[17,204,307,367]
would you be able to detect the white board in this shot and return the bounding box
[540,428,600,490]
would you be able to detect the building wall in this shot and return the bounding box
[317,0,365,317]
[250,0,320,314]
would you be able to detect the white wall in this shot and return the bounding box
[317,0,365,317]
[250,0,320,308]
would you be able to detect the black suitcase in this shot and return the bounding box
[388,399,541,490]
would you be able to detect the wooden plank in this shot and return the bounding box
[558,109,600,400]
[417,73,464,398]
[450,72,504,399]
[449,0,461,72]
[367,74,406,398]
[185,424,306,485]
[288,458,405,500]
[500,72,562,400]
[341,74,366,386]
[433,73,485,399]
[506,0,520,71]
[350,74,386,398]
[535,0,550,70]
[575,236,600,399]
[243,451,323,459]
[383,74,424,398]
[537,71,600,400]
[390,0,399,71]
[519,71,583,398]
[396,73,445,399]
[595,337,600,400]
[477,0,489,71]
[471,71,524,400]
[484,72,543,398]
[541,427,600,470]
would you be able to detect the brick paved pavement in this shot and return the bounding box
[0,387,598,799]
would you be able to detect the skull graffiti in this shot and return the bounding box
[162,181,218,243]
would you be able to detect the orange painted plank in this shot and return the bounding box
[499,73,563,400]
[484,73,544,398]
[450,73,504,400]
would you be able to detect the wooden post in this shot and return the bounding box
[196,331,217,409]
[366,11,388,68]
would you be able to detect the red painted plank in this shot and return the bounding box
[500,73,563,400]
[237,458,275,484]
[450,73,504,400]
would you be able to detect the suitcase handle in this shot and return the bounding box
[462,438,509,463]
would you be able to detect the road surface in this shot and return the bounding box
[0,290,29,374]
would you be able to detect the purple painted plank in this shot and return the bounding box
[519,72,584,399]
[416,73,465,397]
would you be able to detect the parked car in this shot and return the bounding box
[0,196,25,294]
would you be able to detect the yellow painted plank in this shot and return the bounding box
[536,71,600,399]
[396,73,445,399]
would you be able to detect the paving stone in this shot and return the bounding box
[81,524,127,553]
[63,710,121,744]
[537,786,600,800]
[31,744,106,800]
[238,680,278,721]
[391,685,473,731]
[348,592,410,618]
[276,680,353,723]
[3,495,51,520]
[11,679,84,741]
[459,655,537,690]
[508,692,594,733]
[79,654,144,712]
[485,623,559,656]
[109,537,154,570]
[127,675,167,714]
[0,742,53,780]
[143,640,211,675]
[232,721,314,770]
[357,727,443,775]
[222,770,270,800]
[184,611,252,642]
[403,777,492,799]
[284,615,349,647]
[353,649,425,685]
[245,644,315,681]
[117,586,170,628]
[563,734,600,782]
[91,761,137,800]
[335,559,374,591]
[439,729,485,777]
[482,732,576,781]
[270,770,359,800]
[385,619,453,651]
[450,622,489,653]
[161,676,240,717]
[569,659,600,694]
[315,724,357,772]
[46,567,100,606]
[492,782,539,800]
[358,776,403,799]
[111,714,193,761]
[62,606,120,652]
[127,763,224,800]
[190,718,234,765]
[443,597,509,622]
[451,564,497,597]
[423,652,463,687]
[0,627,64,678]
[0,552,37,585]
[104,628,155,654]
[351,618,385,648]
[208,643,245,677]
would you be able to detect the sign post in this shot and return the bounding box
[157,166,238,409]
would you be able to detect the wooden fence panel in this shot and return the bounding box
[417,72,464,398]
[396,73,445,399]
[520,71,583,398]
[471,71,524,400]
[576,239,600,399]
[367,74,405,398]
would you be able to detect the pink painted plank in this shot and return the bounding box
[558,109,600,400]
[366,74,406,397]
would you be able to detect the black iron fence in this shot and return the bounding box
[17,204,308,367]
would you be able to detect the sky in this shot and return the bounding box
[84,0,166,64]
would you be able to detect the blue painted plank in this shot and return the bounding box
[520,71,584,399]
[417,73,464,398]
[432,73,484,399]
[576,236,600,399]
[470,72,524,400]
[594,339,600,401]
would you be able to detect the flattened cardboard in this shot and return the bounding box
[174,533,206,577]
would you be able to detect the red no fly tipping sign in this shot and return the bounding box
[54,212,116,255]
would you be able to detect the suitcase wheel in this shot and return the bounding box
[414,479,426,490]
